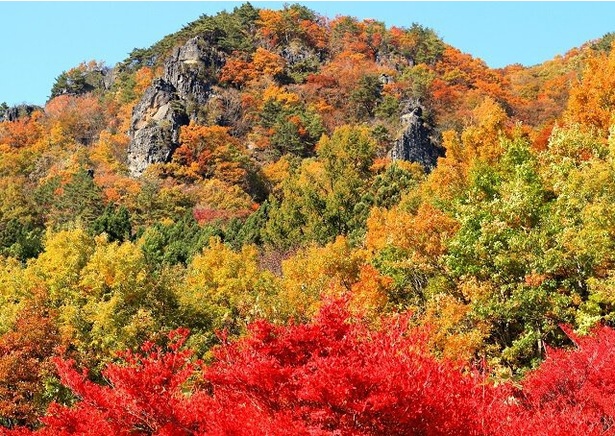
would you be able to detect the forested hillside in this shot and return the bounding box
[2,4,615,433]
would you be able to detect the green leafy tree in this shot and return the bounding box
[350,74,382,120]
[0,178,44,261]
[406,23,445,65]
[50,70,90,99]
[264,126,377,247]
[259,98,325,157]
[225,200,271,248]
[444,136,581,370]
[0,218,44,262]
[591,32,615,53]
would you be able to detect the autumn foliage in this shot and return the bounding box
[503,325,615,435]
[2,301,498,435]
[0,296,59,428]
[6,301,615,435]
[3,4,615,434]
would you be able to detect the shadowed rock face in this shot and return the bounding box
[2,105,42,122]
[127,37,224,177]
[390,106,444,172]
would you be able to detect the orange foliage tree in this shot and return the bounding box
[430,46,518,131]
[220,48,285,88]
[566,48,615,134]
[172,123,252,188]
[0,294,61,428]
[0,112,43,149]
[257,5,328,50]
[44,94,107,146]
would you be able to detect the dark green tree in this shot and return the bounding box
[37,169,105,229]
[0,218,43,262]
[592,32,615,53]
[350,74,382,120]
[260,99,324,158]
[90,206,133,243]
[138,213,224,267]
[50,69,90,98]
[49,62,109,100]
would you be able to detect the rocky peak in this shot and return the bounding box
[126,37,225,177]
[390,104,444,172]
[163,37,223,107]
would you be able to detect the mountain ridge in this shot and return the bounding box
[3,4,615,429]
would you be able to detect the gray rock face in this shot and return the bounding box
[2,104,42,122]
[390,106,444,172]
[163,37,223,107]
[101,67,116,92]
[127,79,188,176]
[280,42,316,66]
[127,37,224,177]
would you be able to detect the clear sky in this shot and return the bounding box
[2,1,615,107]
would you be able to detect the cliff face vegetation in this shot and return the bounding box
[2,4,615,433]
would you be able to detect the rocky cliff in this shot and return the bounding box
[127,37,224,177]
[390,105,444,172]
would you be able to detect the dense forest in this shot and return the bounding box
[2,3,615,434]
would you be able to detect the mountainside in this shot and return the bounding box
[3,3,615,433]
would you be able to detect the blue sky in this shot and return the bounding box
[2,2,615,107]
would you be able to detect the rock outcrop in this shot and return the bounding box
[163,37,223,107]
[2,104,42,122]
[127,79,189,176]
[390,105,444,172]
[127,37,224,177]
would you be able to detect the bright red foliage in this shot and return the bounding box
[502,325,615,436]
[204,299,501,435]
[9,304,615,435]
[6,301,503,435]
[10,328,205,436]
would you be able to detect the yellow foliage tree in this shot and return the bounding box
[181,238,279,334]
[277,236,364,321]
[366,202,458,274]
[78,235,155,354]
[422,293,490,362]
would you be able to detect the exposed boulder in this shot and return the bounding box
[127,79,188,176]
[101,67,116,91]
[127,37,224,177]
[390,105,444,172]
[1,104,43,122]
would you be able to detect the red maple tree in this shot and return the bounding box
[8,303,615,435]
